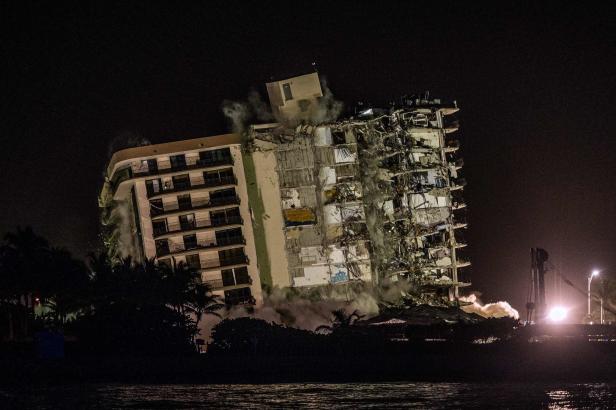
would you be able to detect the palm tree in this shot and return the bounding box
[160,261,224,340]
[43,247,90,327]
[0,226,50,338]
[315,309,365,333]
[84,254,224,350]
[186,281,225,326]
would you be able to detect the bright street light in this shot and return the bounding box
[547,306,568,322]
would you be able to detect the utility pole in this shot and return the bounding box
[587,270,599,323]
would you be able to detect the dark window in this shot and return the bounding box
[152,219,168,236]
[221,269,235,287]
[179,214,195,230]
[234,267,250,285]
[221,267,250,287]
[203,168,235,186]
[150,199,164,216]
[147,158,158,173]
[158,258,172,269]
[199,148,232,166]
[172,174,191,190]
[146,179,162,196]
[219,248,246,266]
[170,154,187,169]
[282,83,293,100]
[211,207,241,226]
[224,287,253,305]
[155,240,170,256]
[183,234,198,250]
[177,194,192,210]
[216,228,243,246]
[209,188,237,206]
[185,254,200,270]
[332,130,346,145]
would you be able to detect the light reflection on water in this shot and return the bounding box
[1,382,615,409]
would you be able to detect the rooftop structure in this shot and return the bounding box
[266,72,323,123]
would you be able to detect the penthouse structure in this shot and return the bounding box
[100,134,262,305]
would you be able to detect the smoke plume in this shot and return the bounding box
[222,75,344,133]
[310,77,344,124]
[459,294,520,319]
[222,90,274,133]
[198,281,416,339]
[107,131,150,158]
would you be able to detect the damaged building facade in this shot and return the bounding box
[246,73,470,300]
[100,72,470,305]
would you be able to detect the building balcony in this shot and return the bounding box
[444,124,459,134]
[199,255,250,272]
[155,237,245,257]
[147,176,237,198]
[153,216,244,238]
[143,156,234,176]
[150,196,240,218]
[443,140,460,153]
[109,157,235,194]
[203,276,253,291]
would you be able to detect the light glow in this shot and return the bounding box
[592,270,600,277]
[547,306,568,322]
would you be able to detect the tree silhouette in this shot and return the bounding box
[79,253,223,354]
[42,247,90,326]
[0,227,223,352]
[315,309,365,333]
[0,226,51,339]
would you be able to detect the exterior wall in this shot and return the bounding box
[105,135,262,305]
[229,145,263,304]
[134,181,156,259]
[250,148,291,288]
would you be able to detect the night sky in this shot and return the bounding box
[2,2,615,316]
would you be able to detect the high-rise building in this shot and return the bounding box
[101,72,470,305]
[100,134,263,305]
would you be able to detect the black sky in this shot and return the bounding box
[2,1,615,316]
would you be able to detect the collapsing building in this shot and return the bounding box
[99,72,470,306]
[246,73,470,301]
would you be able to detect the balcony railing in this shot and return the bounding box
[150,196,240,217]
[218,255,249,268]
[155,237,245,257]
[204,279,224,289]
[197,255,249,270]
[147,176,237,198]
[203,275,252,290]
[153,217,243,238]
[134,156,234,178]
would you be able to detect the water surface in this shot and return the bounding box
[2,382,615,409]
